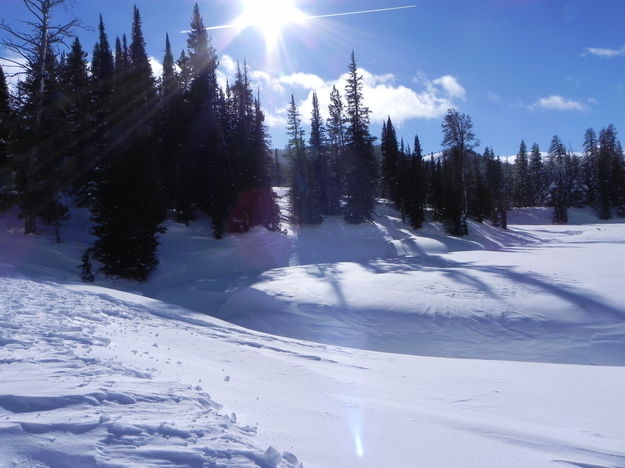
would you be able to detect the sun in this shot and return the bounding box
[234,0,306,48]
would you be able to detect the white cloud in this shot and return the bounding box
[278,73,326,91]
[262,109,287,128]
[216,55,465,130]
[220,54,237,75]
[582,45,625,58]
[432,75,466,100]
[278,69,460,127]
[533,95,587,111]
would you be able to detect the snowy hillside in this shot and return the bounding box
[1,191,625,467]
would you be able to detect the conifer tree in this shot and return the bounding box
[381,116,400,205]
[1,0,79,234]
[90,6,164,281]
[528,143,543,206]
[88,15,115,203]
[325,85,345,215]
[582,128,598,207]
[59,37,91,196]
[157,33,184,211]
[440,108,478,235]
[287,95,317,224]
[343,51,377,224]
[0,65,12,207]
[546,135,568,224]
[513,140,530,207]
[402,135,426,228]
[309,91,329,216]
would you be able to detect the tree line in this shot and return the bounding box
[1,1,623,283]
[285,72,624,235]
[0,1,279,281]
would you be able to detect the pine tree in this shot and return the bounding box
[325,85,345,215]
[612,140,625,217]
[287,95,317,224]
[513,140,530,207]
[402,135,426,228]
[1,0,79,234]
[0,65,12,207]
[440,108,478,235]
[90,6,164,281]
[248,95,281,231]
[309,91,329,216]
[381,116,401,205]
[59,37,91,197]
[88,15,116,204]
[528,143,543,206]
[157,33,184,212]
[343,51,377,224]
[582,128,598,207]
[546,135,568,224]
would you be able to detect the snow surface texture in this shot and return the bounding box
[0,270,302,468]
[1,190,625,467]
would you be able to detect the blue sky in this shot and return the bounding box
[1,0,624,155]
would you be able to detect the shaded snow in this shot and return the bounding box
[1,193,625,467]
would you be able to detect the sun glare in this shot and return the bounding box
[235,0,306,48]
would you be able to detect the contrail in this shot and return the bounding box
[181,5,417,33]
[305,5,417,21]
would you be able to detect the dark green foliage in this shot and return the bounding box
[287,95,320,224]
[59,38,92,199]
[309,91,330,216]
[399,136,426,228]
[545,135,568,224]
[325,85,345,215]
[90,8,164,281]
[343,51,377,224]
[14,41,66,235]
[528,143,543,206]
[381,117,400,204]
[513,140,530,207]
[0,65,13,208]
[440,108,478,236]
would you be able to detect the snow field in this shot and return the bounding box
[1,192,625,467]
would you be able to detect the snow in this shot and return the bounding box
[1,193,624,467]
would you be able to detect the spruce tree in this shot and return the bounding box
[157,33,184,213]
[513,140,530,207]
[441,108,478,235]
[59,37,91,197]
[381,116,401,205]
[88,15,115,204]
[287,95,317,224]
[402,135,426,228]
[528,143,543,206]
[343,51,377,224]
[1,0,79,234]
[0,65,12,207]
[546,135,568,224]
[582,128,598,207]
[90,6,164,281]
[309,91,329,216]
[325,85,345,215]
